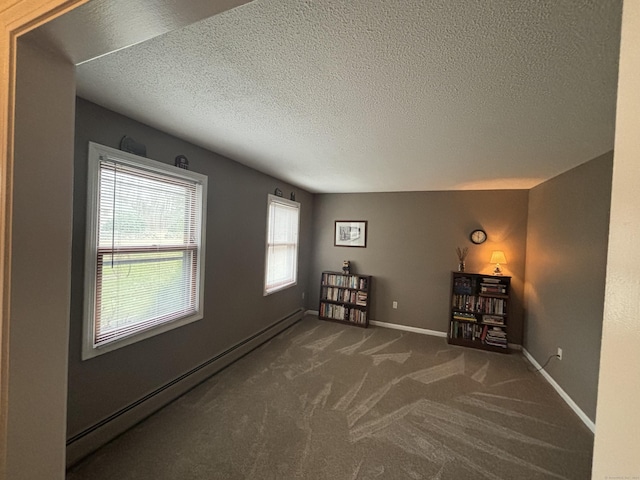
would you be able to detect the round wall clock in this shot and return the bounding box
[470,229,487,244]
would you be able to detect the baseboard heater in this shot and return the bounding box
[66,308,304,467]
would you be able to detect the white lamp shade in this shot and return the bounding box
[489,250,507,265]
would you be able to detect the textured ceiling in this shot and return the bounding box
[73,0,622,193]
[28,0,251,65]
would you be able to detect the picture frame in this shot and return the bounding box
[334,220,367,248]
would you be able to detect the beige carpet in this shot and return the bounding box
[67,316,594,479]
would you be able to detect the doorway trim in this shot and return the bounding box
[0,0,89,474]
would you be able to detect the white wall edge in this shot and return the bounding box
[522,348,595,433]
[369,320,447,338]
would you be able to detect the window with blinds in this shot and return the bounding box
[264,194,300,295]
[83,143,207,359]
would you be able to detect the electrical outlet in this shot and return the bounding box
[302,292,305,299]
[392,301,398,309]
[557,347,563,361]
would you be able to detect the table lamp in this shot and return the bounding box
[490,250,507,275]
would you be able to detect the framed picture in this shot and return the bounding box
[334,220,367,248]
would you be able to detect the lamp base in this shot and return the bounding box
[493,264,503,275]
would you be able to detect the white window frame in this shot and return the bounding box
[82,142,207,359]
[264,194,300,295]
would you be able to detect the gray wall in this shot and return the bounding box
[310,190,529,343]
[7,41,75,479]
[524,151,613,422]
[68,99,313,440]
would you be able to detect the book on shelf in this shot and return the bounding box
[452,294,477,311]
[319,302,367,325]
[452,311,476,322]
[322,272,368,290]
[477,296,506,314]
[481,277,501,284]
[319,271,371,328]
[485,326,507,348]
[322,287,365,304]
[449,322,507,346]
[348,308,367,324]
[356,291,367,306]
[450,321,484,341]
[482,315,505,326]
[449,272,510,353]
[453,276,473,295]
[480,325,488,341]
[480,283,507,294]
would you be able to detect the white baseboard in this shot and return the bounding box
[308,313,447,338]
[66,309,304,467]
[312,313,522,351]
[369,320,448,338]
[522,348,595,433]
[371,321,523,352]
[308,314,447,338]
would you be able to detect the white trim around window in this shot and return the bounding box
[82,142,207,359]
[264,194,300,295]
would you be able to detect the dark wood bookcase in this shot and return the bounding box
[448,271,510,353]
[319,271,372,328]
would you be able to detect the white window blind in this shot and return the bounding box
[264,194,300,295]
[83,143,207,358]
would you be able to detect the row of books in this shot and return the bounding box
[452,294,476,311]
[449,321,507,348]
[480,282,507,294]
[319,302,367,324]
[451,312,506,326]
[485,326,507,348]
[454,276,508,294]
[452,294,507,315]
[321,287,368,306]
[449,321,484,341]
[321,273,368,290]
[482,315,505,326]
[452,311,477,322]
[477,297,506,315]
[481,277,502,284]
[452,276,474,295]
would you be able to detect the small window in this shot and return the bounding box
[83,142,207,359]
[264,194,300,295]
